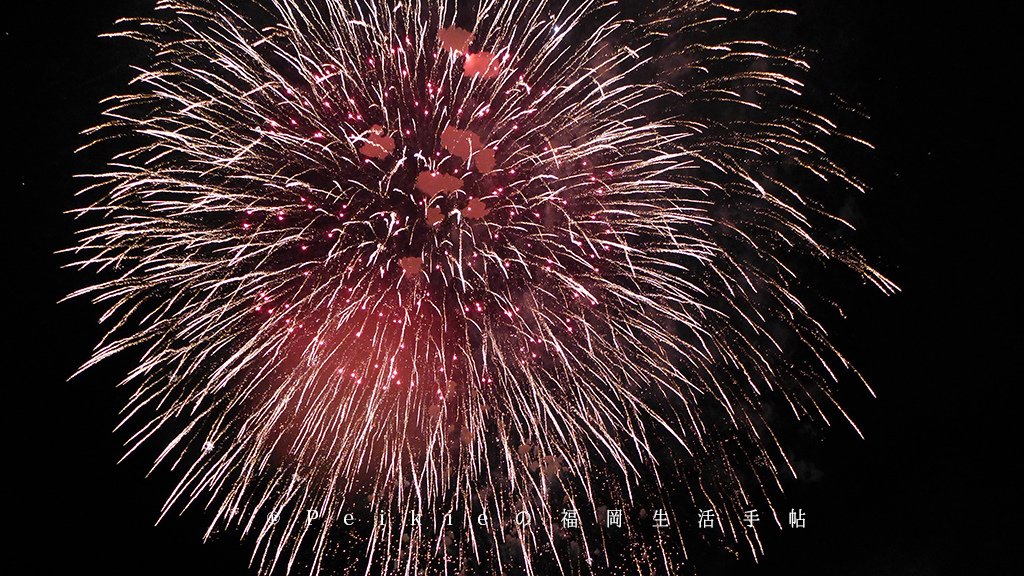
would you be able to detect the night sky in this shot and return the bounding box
[8,1,1015,574]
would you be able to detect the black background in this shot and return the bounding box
[8,1,1016,574]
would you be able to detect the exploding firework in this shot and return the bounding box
[69,0,895,574]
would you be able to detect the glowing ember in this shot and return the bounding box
[358,124,395,159]
[464,51,501,78]
[438,26,473,53]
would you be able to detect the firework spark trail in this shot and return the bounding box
[69,0,896,574]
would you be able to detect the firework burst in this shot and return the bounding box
[70,0,895,574]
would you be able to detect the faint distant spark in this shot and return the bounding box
[70,0,895,574]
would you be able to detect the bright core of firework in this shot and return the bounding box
[70,0,895,574]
